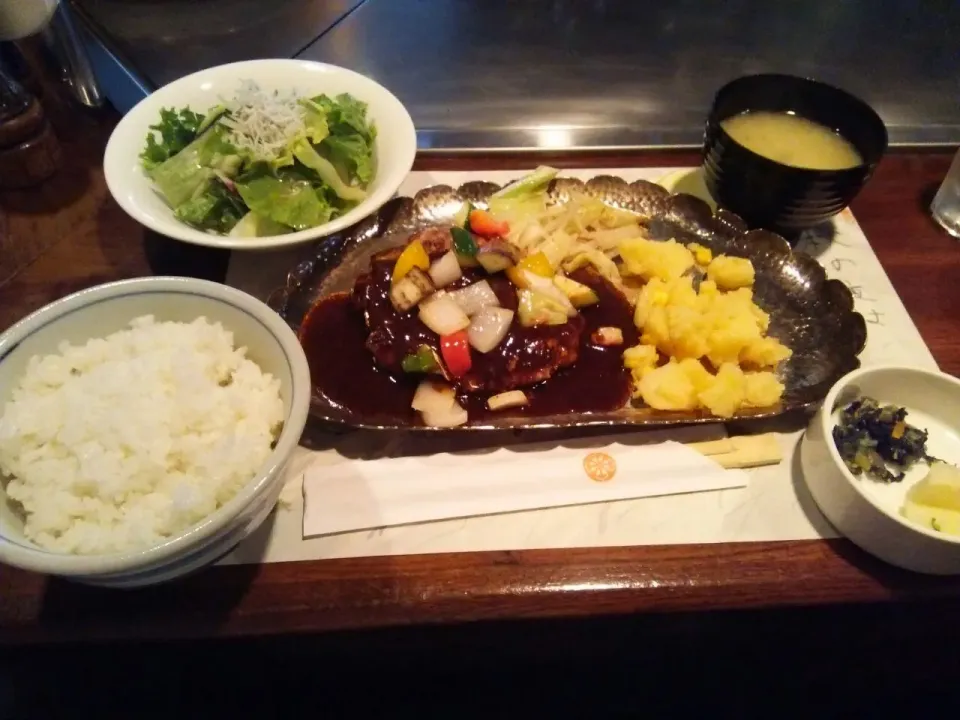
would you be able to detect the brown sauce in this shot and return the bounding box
[465,268,638,420]
[300,293,419,422]
[300,267,638,425]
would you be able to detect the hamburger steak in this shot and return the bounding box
[352,228,586,394]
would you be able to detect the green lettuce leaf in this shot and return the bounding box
[299,99,331,144]
[235,165,335,230]
[196,104,227,135]
[267,100,331,171]
[307,93,376,186]
[310,93,375,142]
[313,183,360,220]
[173,179,247,234]
[140,107,205,171]
[149,125,240,208]
[228,211,293,238]
[291,139,367,202]
[490,166,558,200]
[488,166,558,221]
[320,133,374,186]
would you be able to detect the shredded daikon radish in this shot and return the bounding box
[220,80,306,161]
[496,191,649,290]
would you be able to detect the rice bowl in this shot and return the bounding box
[0,315,285,555]
[0,277,310,586]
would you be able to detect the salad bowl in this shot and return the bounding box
[103,59,416,251]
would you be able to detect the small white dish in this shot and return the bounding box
[103,59,416,251]
[0,277,311,587]
[800,365,960,574]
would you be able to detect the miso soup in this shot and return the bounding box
[720,111,863,170]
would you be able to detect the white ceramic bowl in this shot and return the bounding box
[103,59,416,250]
[0,277,310,587]
[801,365,960,574]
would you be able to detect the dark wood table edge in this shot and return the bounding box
[5,535,960,646]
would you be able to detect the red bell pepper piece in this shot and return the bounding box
[440,330,472,377]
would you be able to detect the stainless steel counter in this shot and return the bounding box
[75,0,960,150]
[73,0,363,87]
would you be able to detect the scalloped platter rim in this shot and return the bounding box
[272,175,867,431]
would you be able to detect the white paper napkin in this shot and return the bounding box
[302,438,748,538]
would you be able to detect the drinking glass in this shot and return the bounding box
[931,148,960,239]
[0,0,102,107]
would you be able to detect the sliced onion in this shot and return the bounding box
[418,294,470,336]
[428,250,462,289]
[411,379,456,413]
[591,326,624,346]
[421,402,468,428]
[583,224,644,250]
[467,307,514,353]
[517,223,546,247]
[487,390,529,411]
[448,280,500,316]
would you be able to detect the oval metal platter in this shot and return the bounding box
[273,176,867,431]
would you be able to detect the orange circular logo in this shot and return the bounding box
[583,452,617,482]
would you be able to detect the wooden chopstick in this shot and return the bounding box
[686,433,783,469]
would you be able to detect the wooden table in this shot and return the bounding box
[1,101,960,648]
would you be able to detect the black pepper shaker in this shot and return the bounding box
[0,41,39,97]
[0,58,59,188]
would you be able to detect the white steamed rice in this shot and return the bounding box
[0,315,284,555]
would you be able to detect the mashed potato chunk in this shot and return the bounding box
[624,248,790,417]
[707,255,755,290]
[620,238,695,282]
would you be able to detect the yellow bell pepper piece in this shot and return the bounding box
[506,251,553,287]
[392,240,430,284]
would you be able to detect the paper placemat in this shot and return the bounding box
[303,439,749,537]
[220,167,938,566]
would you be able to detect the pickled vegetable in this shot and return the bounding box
[832,396,934,483]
